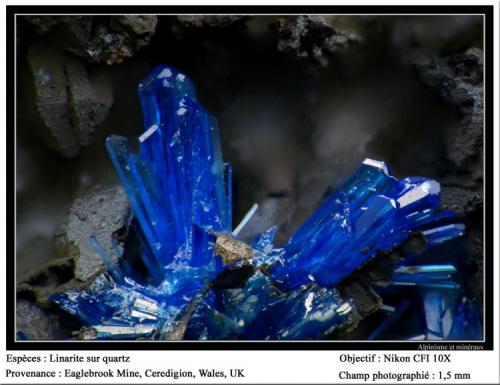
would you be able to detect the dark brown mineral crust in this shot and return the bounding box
[272,15,360,67]
[54,185,131,284]
[415,47,484,315]
[25,15,158,64]
[26,44,113,157]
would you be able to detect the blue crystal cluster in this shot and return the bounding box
[50,65,482,341]
[107,66,232,279]
[271,160,465,290]
[53,65,232,338]
[185,272,351,340]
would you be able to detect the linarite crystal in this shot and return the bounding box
[270,161,465,290]
[51,65,481,341]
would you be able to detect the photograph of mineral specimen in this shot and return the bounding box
[15,13,485,342]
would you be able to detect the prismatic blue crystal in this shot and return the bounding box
[51,65,478,341]
[368,300,410,340]
[389,264,460,289]
[449,298,483,340]
[422,288,459,340]
[270,159,463,290]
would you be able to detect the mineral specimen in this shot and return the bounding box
[49,65,481,341]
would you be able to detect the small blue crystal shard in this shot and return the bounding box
[368,300,410,340]
[51,65,474,341]
[422,288,459,340]
[251,226,286,266]
[387,264,461,289]
[270,159,463,290]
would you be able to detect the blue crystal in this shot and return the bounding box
[184,297,243,340]
[270,159,465,290]
[252,226,278,253]
[390,264,458,287]
[243,284,351,340]
[52,274,165,338]
[449,298,483,340]
[368,300,410,340]
[250,226,286,266]
[90,236,125,285]
[422,288,459,340]
[82,324,156,340]
[220,272,284,328]
[185,272,352,340]
[422,224,466,246]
